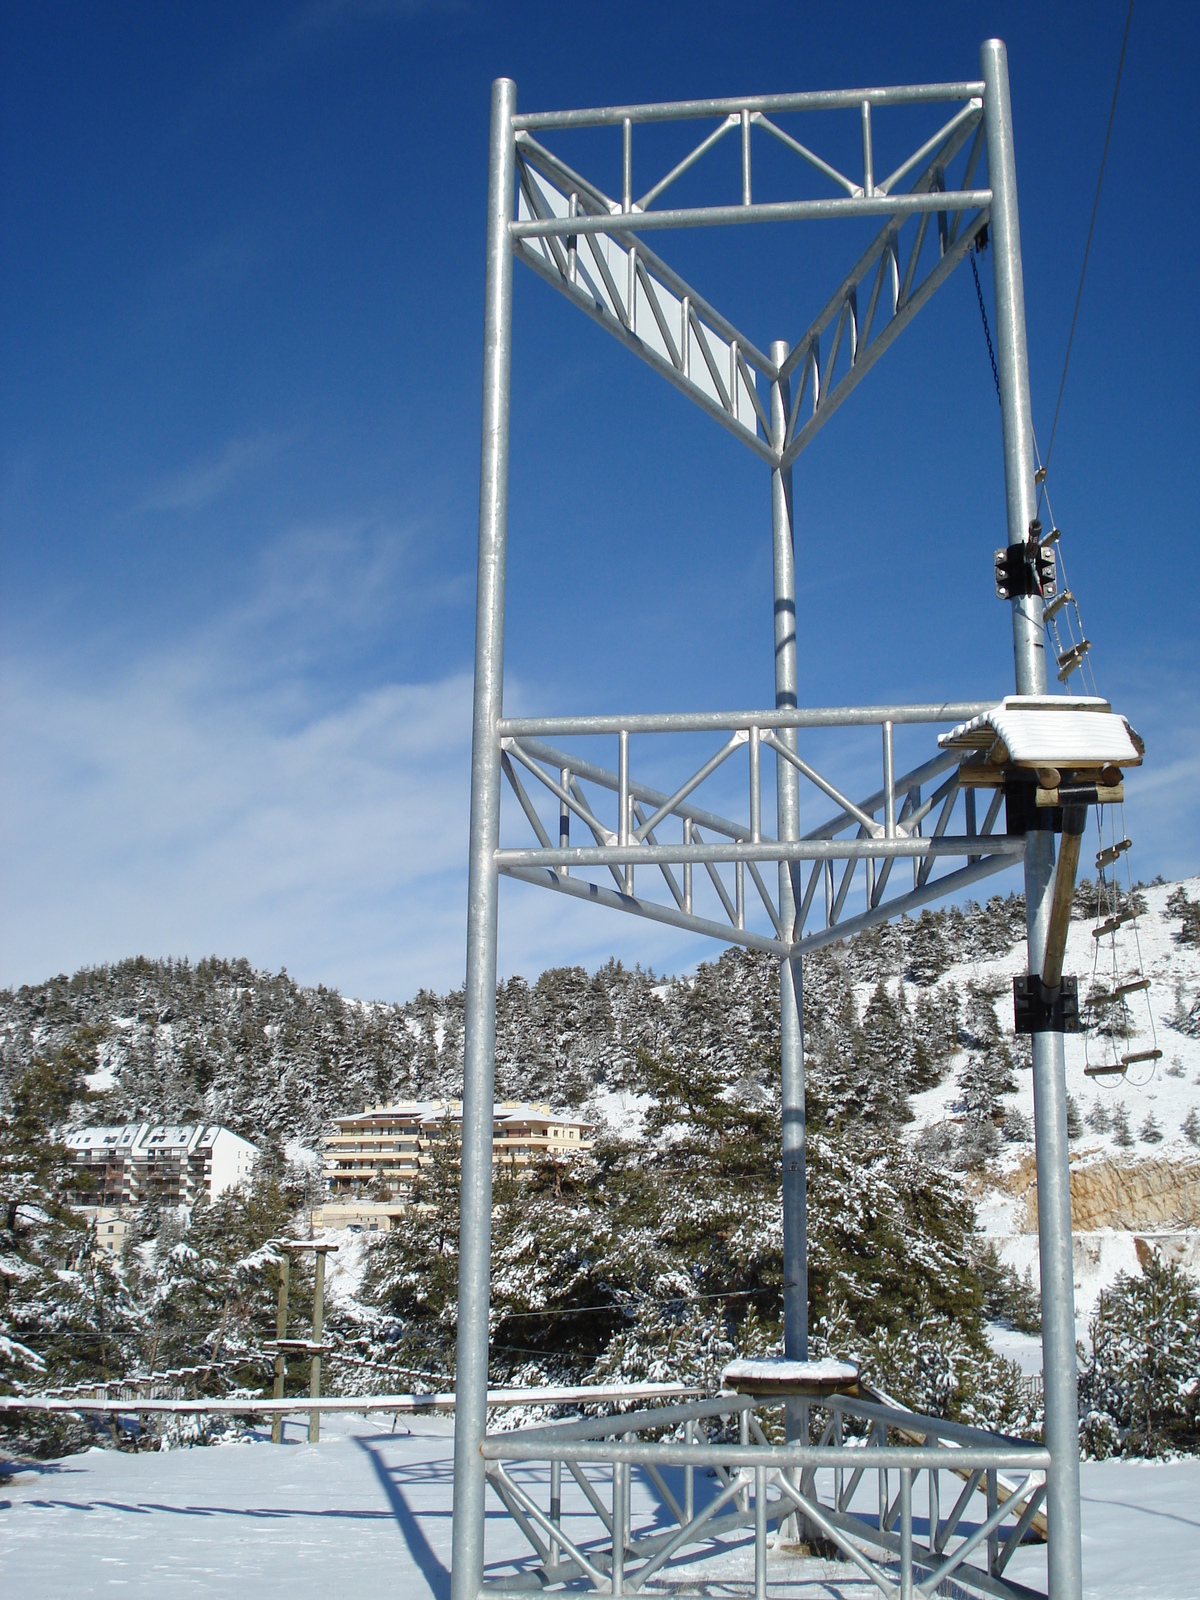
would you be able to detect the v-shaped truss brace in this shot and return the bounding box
[512,85,991,464]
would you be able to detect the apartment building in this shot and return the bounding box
[322,1100,593,1199]
[87,1206,133,1257]
[64,1123,259,1210]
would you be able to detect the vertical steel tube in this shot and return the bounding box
[612,1463,626,1593]
[549,1457,561,1570]
[451,75,517,1600]
[741,108,752,205]
[755,1465,767,1600]
[882,720,895,839]
[982,38,1082,1600]
[982,40,1046,689]
[771,341,808,1465]
[900,1468,913,1600]
[619,730,632,894]
[749,725,761,842]
[683,817,693,913]
[559,767,570,878]
[684,1419,695,1523]
[861,100,874,197]
[622,117,632,212]
[618,731,630,846]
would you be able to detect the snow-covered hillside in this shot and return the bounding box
[894,875,1200,1339]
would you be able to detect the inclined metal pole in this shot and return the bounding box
[309,1248,325,1444]
[451,75,517,1600]
[271,1253,289,1446]
[982,39,1082,1600]
[770,340,808,1377]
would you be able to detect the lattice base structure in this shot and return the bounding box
[481,1390,1049,1599]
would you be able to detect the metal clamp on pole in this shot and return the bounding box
[1012,973,1080,1035]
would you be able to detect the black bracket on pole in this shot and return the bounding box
[1005,780,1062,835]
[995,519,1057,601]
[1013,973,1080,1034]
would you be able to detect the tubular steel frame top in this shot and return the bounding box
[452,42,1084,1600]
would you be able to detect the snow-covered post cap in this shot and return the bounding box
[720,1357,860,1397]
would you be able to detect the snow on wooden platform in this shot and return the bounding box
[3,1413,1198,1598]
[722,1357,859,1393]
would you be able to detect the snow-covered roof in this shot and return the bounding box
[336,1099,591,1130]
[938,695,1143,769]
[64,1123,257,1156]
[721,1357,860,1393]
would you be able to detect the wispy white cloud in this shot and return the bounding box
[0,503,703,1002]
[140,434,282,513]
[0,645,474,998]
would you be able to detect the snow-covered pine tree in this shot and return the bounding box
[1079,1256,1200,1457]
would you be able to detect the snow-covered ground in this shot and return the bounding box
[2,1416,1197,1597]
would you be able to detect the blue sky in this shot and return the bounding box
[2,1,1196,1002]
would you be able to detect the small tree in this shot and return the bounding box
[1139,1112,1163,1145]
[1111,1103,1134,1149]
[1066,1095,1083,1140]
[1079,1257,1200,1457]
[1183,1108,1200,1148]
[1087,1097,1112,1134]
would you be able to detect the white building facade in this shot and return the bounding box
[65,1123,259,1209]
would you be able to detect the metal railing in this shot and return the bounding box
[480,1390,1049,1599]
[0,1381,697,1423]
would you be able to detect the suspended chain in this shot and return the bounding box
[970,241,1001,407]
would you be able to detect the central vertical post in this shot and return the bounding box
[451,75,517,1600]
[982,39,1082,1600]
[770,341,808,1386]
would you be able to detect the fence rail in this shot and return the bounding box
[0,1381,698,1419]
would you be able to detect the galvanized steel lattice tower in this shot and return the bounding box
[453,40,1084,1599]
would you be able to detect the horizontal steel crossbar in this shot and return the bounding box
[497,836,1024,866]
[496,702,995,737]
[512,81,988,130]
[483,1439,1050,1471]
[511,189,993,238]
